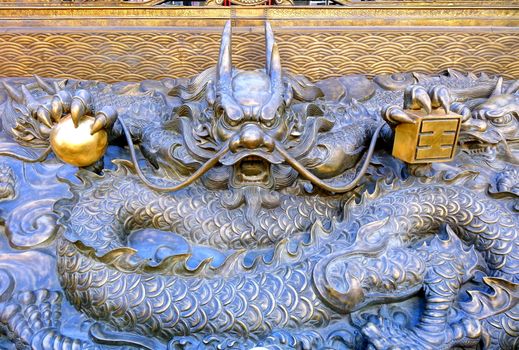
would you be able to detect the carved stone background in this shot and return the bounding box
[0,31,518,82]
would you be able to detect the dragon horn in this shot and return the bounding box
[269,42,282,82]
[265,22,275,73]
[490,77,503,97]
[264,21,282,81]
[265,22,282,89]
[21,85,39,107]
[2,81,24,103]
[217,20,232,87]
[260,37,284,123]
[33,75,56,94]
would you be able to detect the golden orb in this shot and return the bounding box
[50,115,108,167]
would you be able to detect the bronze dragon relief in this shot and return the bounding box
[0,22,517,350]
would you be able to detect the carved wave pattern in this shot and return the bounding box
[0,31,517,82]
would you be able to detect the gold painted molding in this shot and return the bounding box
[0,5,517,82]
[0,6,517,27]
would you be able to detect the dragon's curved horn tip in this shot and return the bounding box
[222,20,232,35]
[491,76,503,97]
[217,21,233,82]
[265,21,273,34]
[2,81,23,103]
[219,20,232,52]
[269,42,282,78]
[33,74,55,93]
[264,21,276,71]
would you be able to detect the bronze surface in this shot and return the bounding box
[0,7,517,350]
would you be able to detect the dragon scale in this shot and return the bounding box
[0,21,518,349]
[55,181,519,341]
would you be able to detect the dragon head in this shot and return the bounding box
[210,22,289,188]
[159,21,381,194]
[472,95,519,141]
[1,78,66,147]
[459,78,519,160]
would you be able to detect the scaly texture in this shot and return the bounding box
[59,165,339,251]
[344,184,518,281]
[56,181,518,345]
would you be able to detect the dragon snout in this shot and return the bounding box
[229,124,274,153]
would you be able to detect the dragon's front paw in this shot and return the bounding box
[362,317,424,350]
[7,76,116,133]
[362,315,482,350]
[4,77,118,167]
[48,89,117,167]
[51,88,118,134]
[382,85,454,126]
[382,85,486,133]
[382,84,489,164]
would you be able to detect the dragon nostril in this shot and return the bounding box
[229,134,240,153]
[263,135,275,152]
[239,124,264,150]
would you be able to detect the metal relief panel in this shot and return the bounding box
[0,7,517,350]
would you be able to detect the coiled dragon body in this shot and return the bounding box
[54,173,519,348]
[0,21,518,350]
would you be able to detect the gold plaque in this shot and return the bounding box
[392,109,462,164]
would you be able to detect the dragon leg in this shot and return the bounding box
[362,227,486,349]
[0,269,99,350]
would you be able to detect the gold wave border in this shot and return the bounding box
[0,31,517,82]
[0,6,517,82]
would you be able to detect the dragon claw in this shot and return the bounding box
[449,99,490,133]
[70,89,92,128]
[383,84,465,129]
[449,317,482,343]
[362,319,427,350]
[404,85,432,114]
[51,90,72,123]
[428,85,451,114]
[91,106,118,135]
[450,101,471,120]
[50,95,64,123]
[362,313,482,350]
[382,105,418,125]
[36,105,53,129]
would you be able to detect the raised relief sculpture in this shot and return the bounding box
[0,22,517,350]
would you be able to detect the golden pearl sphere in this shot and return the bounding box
[50,115,108,167]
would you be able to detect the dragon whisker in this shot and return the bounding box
[120,117,229,192]
[275,123,384,193]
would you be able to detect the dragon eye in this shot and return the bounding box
[262,106,283,128]
[490,113,513,126]
[224,113,239,127]
[216,105,225,119]
[216,105,237,127]
[263,118,275,128]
